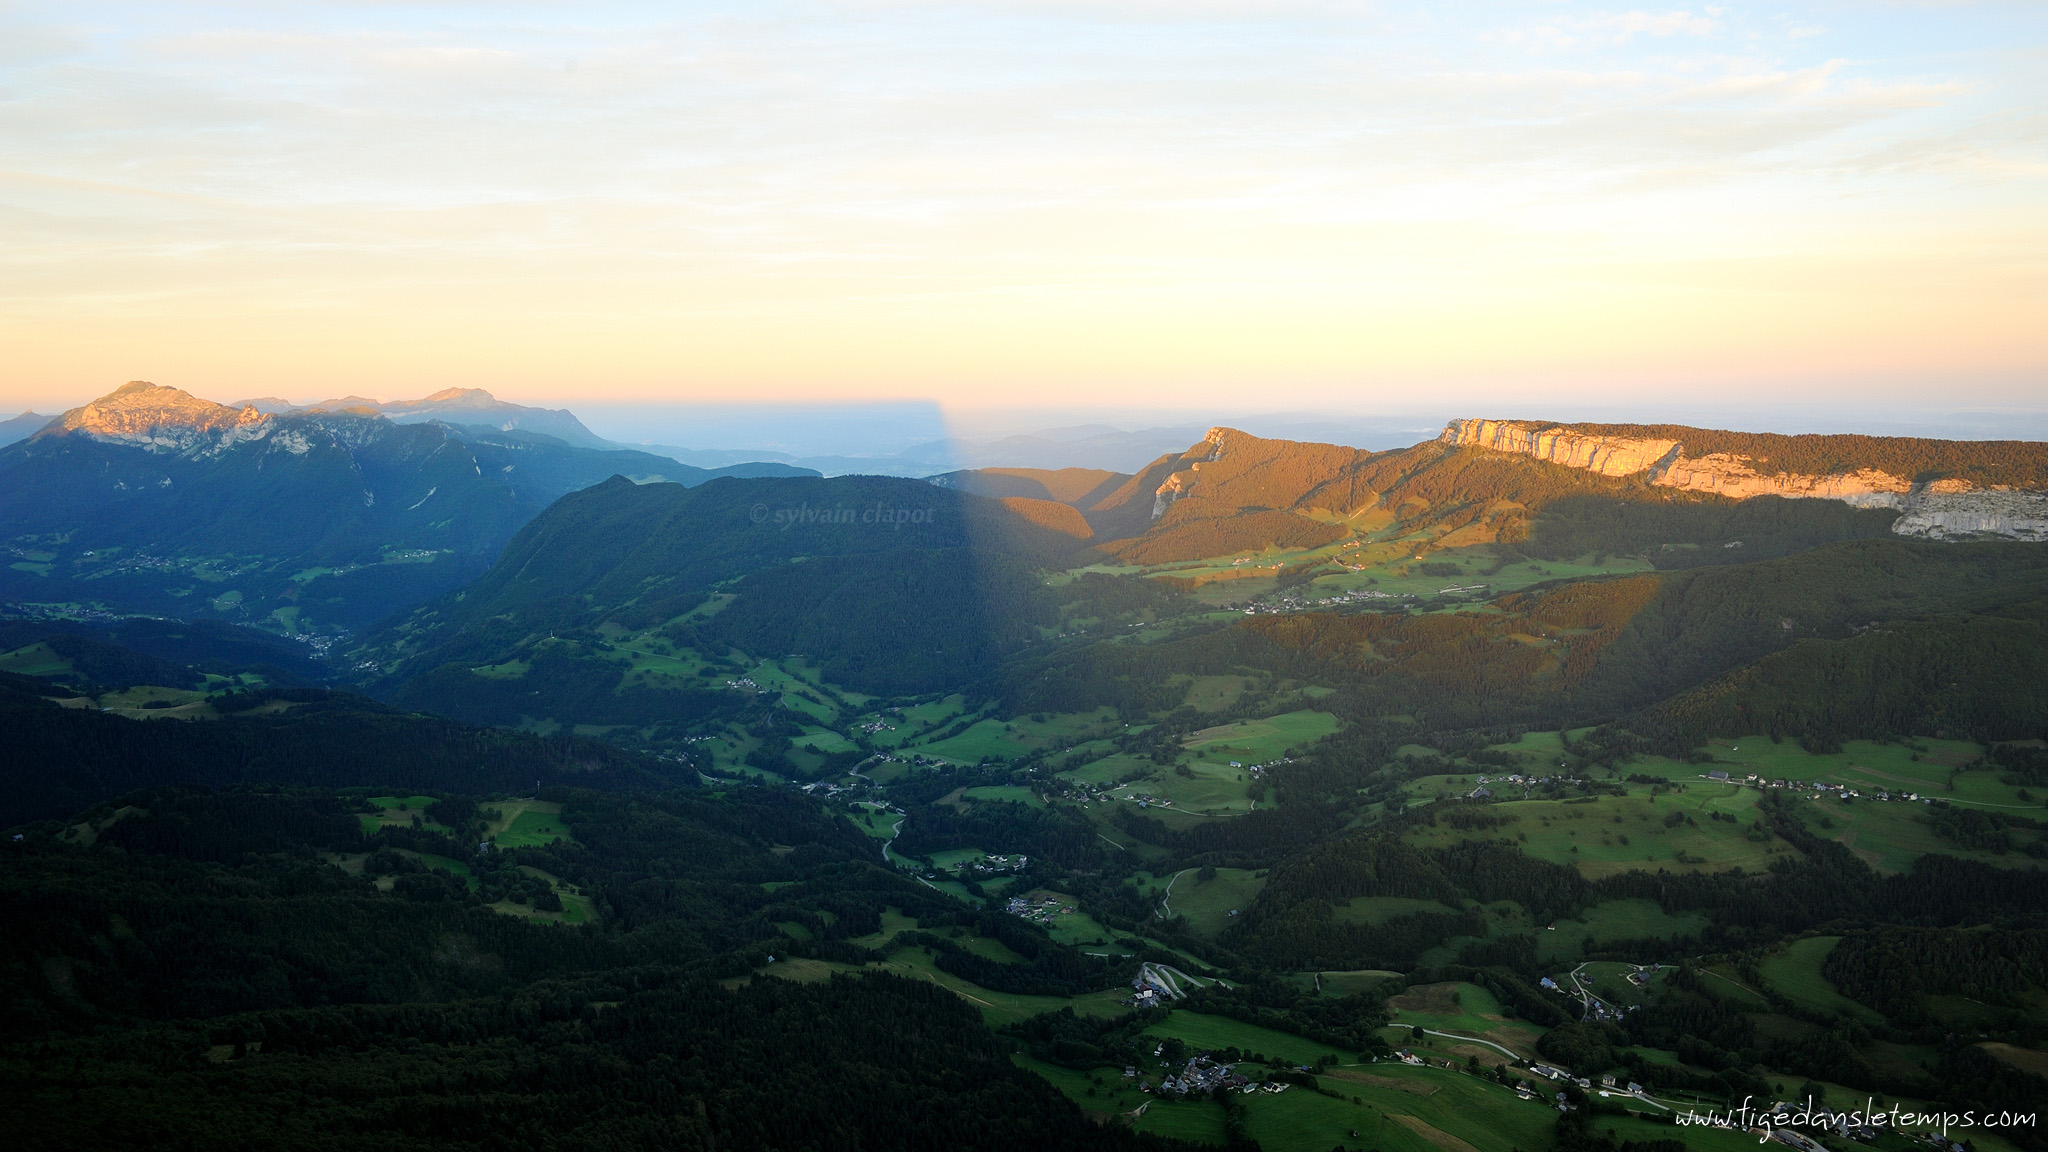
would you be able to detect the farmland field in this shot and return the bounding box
[1757,936,1879,1021]
[1128,867,1266,938]
[487,800,576,848]
[1332,896,1463,925]
[1540,899,1708,959]
[1181,709,1340,763]
[1403,790,1796,878]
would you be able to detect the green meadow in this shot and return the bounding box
[1756,937,1881,1022]
[1540,899,1709,958]
[1154,867,1266,938]
[1182,709,1340,764]
[486,800,575,848]
[1332,896,1464,926]
[1403,789,1796,878]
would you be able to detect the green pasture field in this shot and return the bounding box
[1757,937,1880,1021]
[1059,752,1155,787]
[902,708,1121,765]
[1144,1011,1355,1067]
[1795,792,2038,874]
[1182,709,1340,763]
[960,785,1046,808]
[696,733,771,777]
[917,877,981,902]
[1384,982,1546,1060]
[606,641,714,688]
[850,805,903,840]
[848,908,924,949]
[1403,790,1796,878]
[1256,1066,1552,1152]
[487,800,576,848]
[1945,766,2048,810]
[777,693,837,725]
[726,657,843,722]
[1126,867,1265,938]
[793,726,856,754]
[1332,896,1464,926]
[1008,1056,1212,1139]
[1062,709,1338,820]
[860,695,971,747]
[392,850,475,888]
[955,932,1029,964]
[1925,989,2048,1032]
[1300,546,1650,602]
[1701,735,1975,786]
[1437,731,2044,874]
[1574,961,1666,1007]
[902,718,1016,763]
[1387,980,1509,1034]
[1105,1008,1605,1152]
[1697,965,1771,1008]
[1181,674,1250,712]
[0,642,73,677]
[486,866,594,925]
[866,943,1131,1027]
[1317,970,1403,997]
[1540,899,1707,960]
[1475,729,1583,761]
[925,847,989,872]
[359,795,452,836]
[996,707,1122,742]
[98,684,212,716]
[1013,889,1123,948]
[1128,763,1259,817]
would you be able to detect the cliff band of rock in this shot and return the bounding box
[50,381,273,456]
[1150,433,1227,519]
[1440,418,2048,541]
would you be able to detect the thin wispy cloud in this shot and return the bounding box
[0,1,2043,410]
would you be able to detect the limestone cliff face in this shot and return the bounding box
[1149,428,1229,519]
[1440,417,2048,541]
[1650,454,1910,503]
[1443,418,1680,477]
[1892,489,2048,542]
[47,381,271,456]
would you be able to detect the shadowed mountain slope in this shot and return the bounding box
[354,473,1101,726]
[0,383,813,634]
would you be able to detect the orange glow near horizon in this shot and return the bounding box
[2,3,2045,417]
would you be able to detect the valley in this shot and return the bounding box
[4,413,2045,1152]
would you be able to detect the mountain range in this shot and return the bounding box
[228,386,618,448]
[4,400,2046,1152]
[0,382,816,635]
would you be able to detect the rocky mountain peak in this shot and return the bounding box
[406,387,499,408]
[48,381,270,453]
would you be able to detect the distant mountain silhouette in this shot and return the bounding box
[0,410,54,448]
[0,383,816,635]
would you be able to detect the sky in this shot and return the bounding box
[2,1,2045,422]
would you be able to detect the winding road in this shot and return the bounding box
[1156,868,1192,919]
[1139,962,1212,999]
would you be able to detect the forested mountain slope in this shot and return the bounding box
[992,421,2048,567]
[0,669,689,824]
[0,383,810,634]
[352,473,1105,738]
[2,773,1171,1152]
[9,413,2048,1152]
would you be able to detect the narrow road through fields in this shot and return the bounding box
[1415,1028,1521,1061]
[1139,963,1212,999]
[1156,869,1191,919]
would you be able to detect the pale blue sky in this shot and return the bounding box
[2,2,2043,415]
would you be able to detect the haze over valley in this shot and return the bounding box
[6,1,2047,1149]
[7,378,2048,1152]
